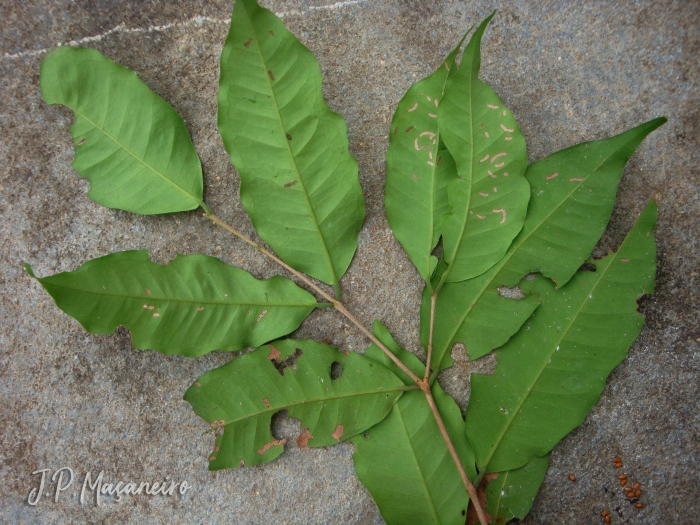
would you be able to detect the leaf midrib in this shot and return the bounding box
[432,137,638,376]
[206,383,407,429]
[42,280,318,308]
[479,255,617,472]
[394,399,441,524]
[72,107,202,208]
[243,2,339,287]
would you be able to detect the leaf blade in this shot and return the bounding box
[218,0,365,287]
[438,13,530,283]
[385,32,469,281]
[27,251,318,356]
[352,389,474,525]
[184,340,405,470]
[424,119,664,374]
[40,46,204,214]
[465,200,657,472]
[485,455,549,523]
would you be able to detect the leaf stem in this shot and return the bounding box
[423,388,488,525]
[204,207,487,525]
[424,291,437,383]
[204,209,423,385]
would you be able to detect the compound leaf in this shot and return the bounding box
[184,339,406,470]
[465,200,657,473]
[26,251,319,357]
[485,455,549,524]
[422,119,664,373]
[385,31,468,281]
[40,46,204,215]
[437,13,530,283]
[356,327,476,525]
[218,0,365,289]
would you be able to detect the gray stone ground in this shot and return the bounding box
[1,0,698,523]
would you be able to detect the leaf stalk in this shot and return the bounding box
[205,206,488,525]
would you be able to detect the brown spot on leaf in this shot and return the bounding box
[393,127,398,136]
[257,438,286,455]
[268,70,275,81]
[284,180,298,188]
[546,172,559,180]
[145,289,151,294]
[286,133,292,140]
[239,459,245,467]
[267,345,281,361]
[214,446,220,452]
[269,30,275,36]
[257,309,268,322]
[569,177,585,182]
[268,347,302,376]
[194,381,201,387]
[209,455,216,461]
[405,126,414,133]
[437,156,442,166]
[296,429,313,448]
[77,137,86,145]
[620,258,630,262]
[263,398,270,408]
[244,38,253,47]
[197,306,204,311]
[332,425,344,441]
[412,173,418,181]
[467,472,498,525]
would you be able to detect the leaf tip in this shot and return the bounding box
[23,263,36,279]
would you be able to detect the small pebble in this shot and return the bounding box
[569,474,576,482]
[636,503,644,509]
[634,482,641,489]
[635,489,642,498]
[601,510,610,517]
[620,479,627,487]
[605,516,611,524]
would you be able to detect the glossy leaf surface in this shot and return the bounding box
[355,324,476,525]
[438,13,530,283]
[26,251,318,356]
[466,200,657,473]
[185,339,405,470]
[385,32,467,281]
[485,455,549,523]
[40,46,204,214]
[422,119,664,373]
[218,0,364,288]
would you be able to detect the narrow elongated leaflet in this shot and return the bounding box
[422,119,664,374]
[185,340,405,470]
[40,47,205,215]
[354,324,476,525]
[465,200,657,473]
[218,0,365,289]
[484,455,549,523]
[437,13,530,284]
[385,30,469,282]
[26,251,319,357]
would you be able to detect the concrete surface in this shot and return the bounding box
[1,0,698,523]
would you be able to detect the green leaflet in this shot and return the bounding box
[422,119,664,375]
[385,30,469,282]
[355,324,476,525]
[40,46,205,215]
[218,0,365,290]
[422,267,540,371]
[465,200,657,473]
[495,118,666,288]
[485,455,549,523]
[184,339,406,470]
[437,13,530,284]
[26,251,320,357]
